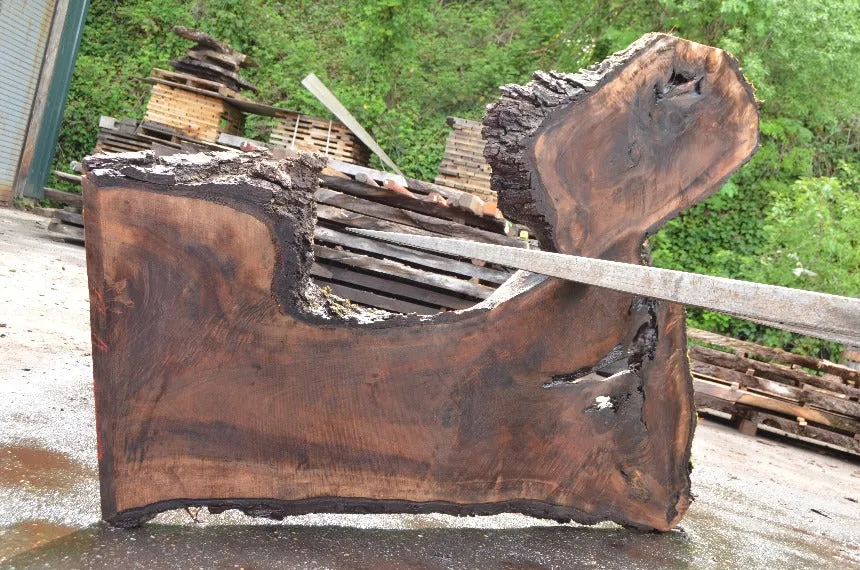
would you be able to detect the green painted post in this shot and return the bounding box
[18,0,89,200]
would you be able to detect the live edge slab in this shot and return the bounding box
[82,33,758,531]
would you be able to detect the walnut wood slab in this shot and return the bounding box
[83,33,758,530]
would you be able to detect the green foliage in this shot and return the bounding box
[57,0,860,357]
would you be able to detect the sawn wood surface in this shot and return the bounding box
[83,33,758,530]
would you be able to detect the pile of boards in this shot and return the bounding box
[307,168,523,314]
[93,116,229,156]
[141,26,255,143]
[435,117,495,202]
[269,112,370,166]
[689,328,860,456]
[168,26,258,94]
[66,116,529,313]
[135,26,369,163]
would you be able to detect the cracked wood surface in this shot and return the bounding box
[83,33,758,531]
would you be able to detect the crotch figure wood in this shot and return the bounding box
[83,34,758,530]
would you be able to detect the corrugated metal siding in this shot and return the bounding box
[0,0,56,202]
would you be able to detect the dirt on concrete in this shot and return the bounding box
[0,207,858,569]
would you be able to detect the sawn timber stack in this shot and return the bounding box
[689,329,860,456]
[81,34,758,530]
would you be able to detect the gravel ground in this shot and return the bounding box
[0,207,858,569]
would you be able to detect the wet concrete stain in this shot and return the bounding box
[0,445,96,490]
[4,523,696,569]
[0,520,78,563]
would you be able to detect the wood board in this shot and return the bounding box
[82,33,758,530]
[688,329,860,456]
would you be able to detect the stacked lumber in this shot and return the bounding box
[149,67,251,100]
[310,170,523,314]
[269,111,370,166]
[169,26,257,94]
[435,116,495,201]
[93,116,227,156]
[93,117,153,154]
[689,328,860,456]
[141,26,253,143]
[144,81,243,142]
[47,207,84,244]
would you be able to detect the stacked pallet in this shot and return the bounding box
[435,116,495,201]
[141,26,253,143]
[47,207,84,244]
[144,81,244,142]
[94,116,228,156]
[689,328,860,456]
[93,117,153,154]
[270,112,370,165]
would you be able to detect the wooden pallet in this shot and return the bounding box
[695,380,860,456]
[689,328,860,456]
[93,117,154,154]
[435,116,496,200]
[269,112,370,165]
[144,83,243,142]
[150,68,250,101]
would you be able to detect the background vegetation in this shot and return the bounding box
[55,0,860,357]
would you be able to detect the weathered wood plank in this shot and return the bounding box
[314,245,493,300]
[692,378,837,428]
[314,187,521,247]
[801,386,860,419]
[688,328,858,385]
[44,187,82,207]
[691,345,860,399]
[690,360,803,402]
[302,73,401,175]
[310,261,476,310]
[313,226,511,285]
[319,174,504,233]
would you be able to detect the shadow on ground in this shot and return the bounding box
[6,522,697,569]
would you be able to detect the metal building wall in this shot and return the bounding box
[0,0,56,204]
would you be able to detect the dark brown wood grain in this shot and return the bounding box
[84,34,759,531]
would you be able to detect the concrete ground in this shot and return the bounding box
[0,207,858,569]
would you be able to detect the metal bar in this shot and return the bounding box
[353,230,860,345]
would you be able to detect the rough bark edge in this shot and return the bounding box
[482,32,668,250]
[107,496,659,531]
